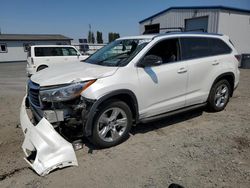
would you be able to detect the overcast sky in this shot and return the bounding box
[1,0,250,42]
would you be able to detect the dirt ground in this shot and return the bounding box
[0,62,249,188]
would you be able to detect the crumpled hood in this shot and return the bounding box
[31,62,118,86]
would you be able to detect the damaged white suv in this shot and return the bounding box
[20,33,240,175]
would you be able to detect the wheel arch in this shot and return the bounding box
[84,89,139,136]
[37,64,48,72]
[210,72,235,97]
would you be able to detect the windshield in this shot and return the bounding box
[84,39,151,66]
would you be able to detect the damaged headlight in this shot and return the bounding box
[40,80,96,102]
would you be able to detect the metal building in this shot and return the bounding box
[0,34,72,62]
[139,6,250,54]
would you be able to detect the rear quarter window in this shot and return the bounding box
[209,38,232,55]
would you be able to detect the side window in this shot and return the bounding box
[180,37,210,60]
[209,38,232,55]
[35,47,63,56]
[35,47,44,56]
[0,43,8,53]
[145,39,179,64]
[62,47,78,56]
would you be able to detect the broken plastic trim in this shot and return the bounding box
[20,96,78,176]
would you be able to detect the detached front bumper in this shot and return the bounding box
[20,97,78,176]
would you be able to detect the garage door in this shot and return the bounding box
[185,16,208,32]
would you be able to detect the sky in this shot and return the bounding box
[1,0,250,42]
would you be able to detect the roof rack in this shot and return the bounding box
[143,27,209,35]
[162,27,184,33]
[185,28,207,32]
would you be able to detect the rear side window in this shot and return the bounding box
[34,47,63,57]
[181,38,210,59]
[180,37,232,60]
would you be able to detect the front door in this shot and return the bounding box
[137,38,188,118]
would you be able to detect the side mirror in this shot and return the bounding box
[138,55,163,67]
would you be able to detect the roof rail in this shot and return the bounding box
[143,27,184,35]
[184,28,207,32]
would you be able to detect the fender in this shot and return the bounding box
[209,72,235,96]
[83,89,139,136]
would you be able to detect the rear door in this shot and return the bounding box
[180,37,229,106]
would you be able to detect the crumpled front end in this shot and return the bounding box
[20,97,78,176]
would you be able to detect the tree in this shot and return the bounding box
[88,31,92,43]
[91,32,95,43]
[108,32,120,43]
[88,31,95,43]
[96,31,103,44]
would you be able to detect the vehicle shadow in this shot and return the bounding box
[81,108,204,152]
[131,108,204,135]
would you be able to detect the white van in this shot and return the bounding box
[26,45,88,76]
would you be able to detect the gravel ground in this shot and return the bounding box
[0,62,249,188]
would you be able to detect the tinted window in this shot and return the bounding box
[0,43,7,53]
[145,39,179,64]
[35,47,63,57]
[210,38,232,55]
[180,37,232,60]
[181,37,210,60]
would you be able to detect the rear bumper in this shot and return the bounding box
[20,96,78,176]
[26,64,36,76]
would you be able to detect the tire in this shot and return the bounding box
[207,79,231,112]
[89,100,132,148]
[37,65,48,72]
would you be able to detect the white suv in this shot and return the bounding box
[26,45,88,76]
[20,33,240,175]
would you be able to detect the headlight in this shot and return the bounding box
[40,80,96,102]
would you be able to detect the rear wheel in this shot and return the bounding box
[89,100,132,148]
[207,79,231,112]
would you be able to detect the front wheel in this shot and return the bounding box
[89,100,132,148]
[207,79,231,112]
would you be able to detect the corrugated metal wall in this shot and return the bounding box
[140,9,219,34]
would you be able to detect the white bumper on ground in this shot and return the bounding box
[20,97,78,176]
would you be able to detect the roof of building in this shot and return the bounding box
[139,6,250,24]
[0,34,73,41]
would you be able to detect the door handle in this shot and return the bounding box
[212,61,219,65]
[177,67,187,73]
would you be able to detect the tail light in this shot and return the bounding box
[31,57,34,65]
[234,54,242,63]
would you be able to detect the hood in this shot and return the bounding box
[31,62,118,86]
